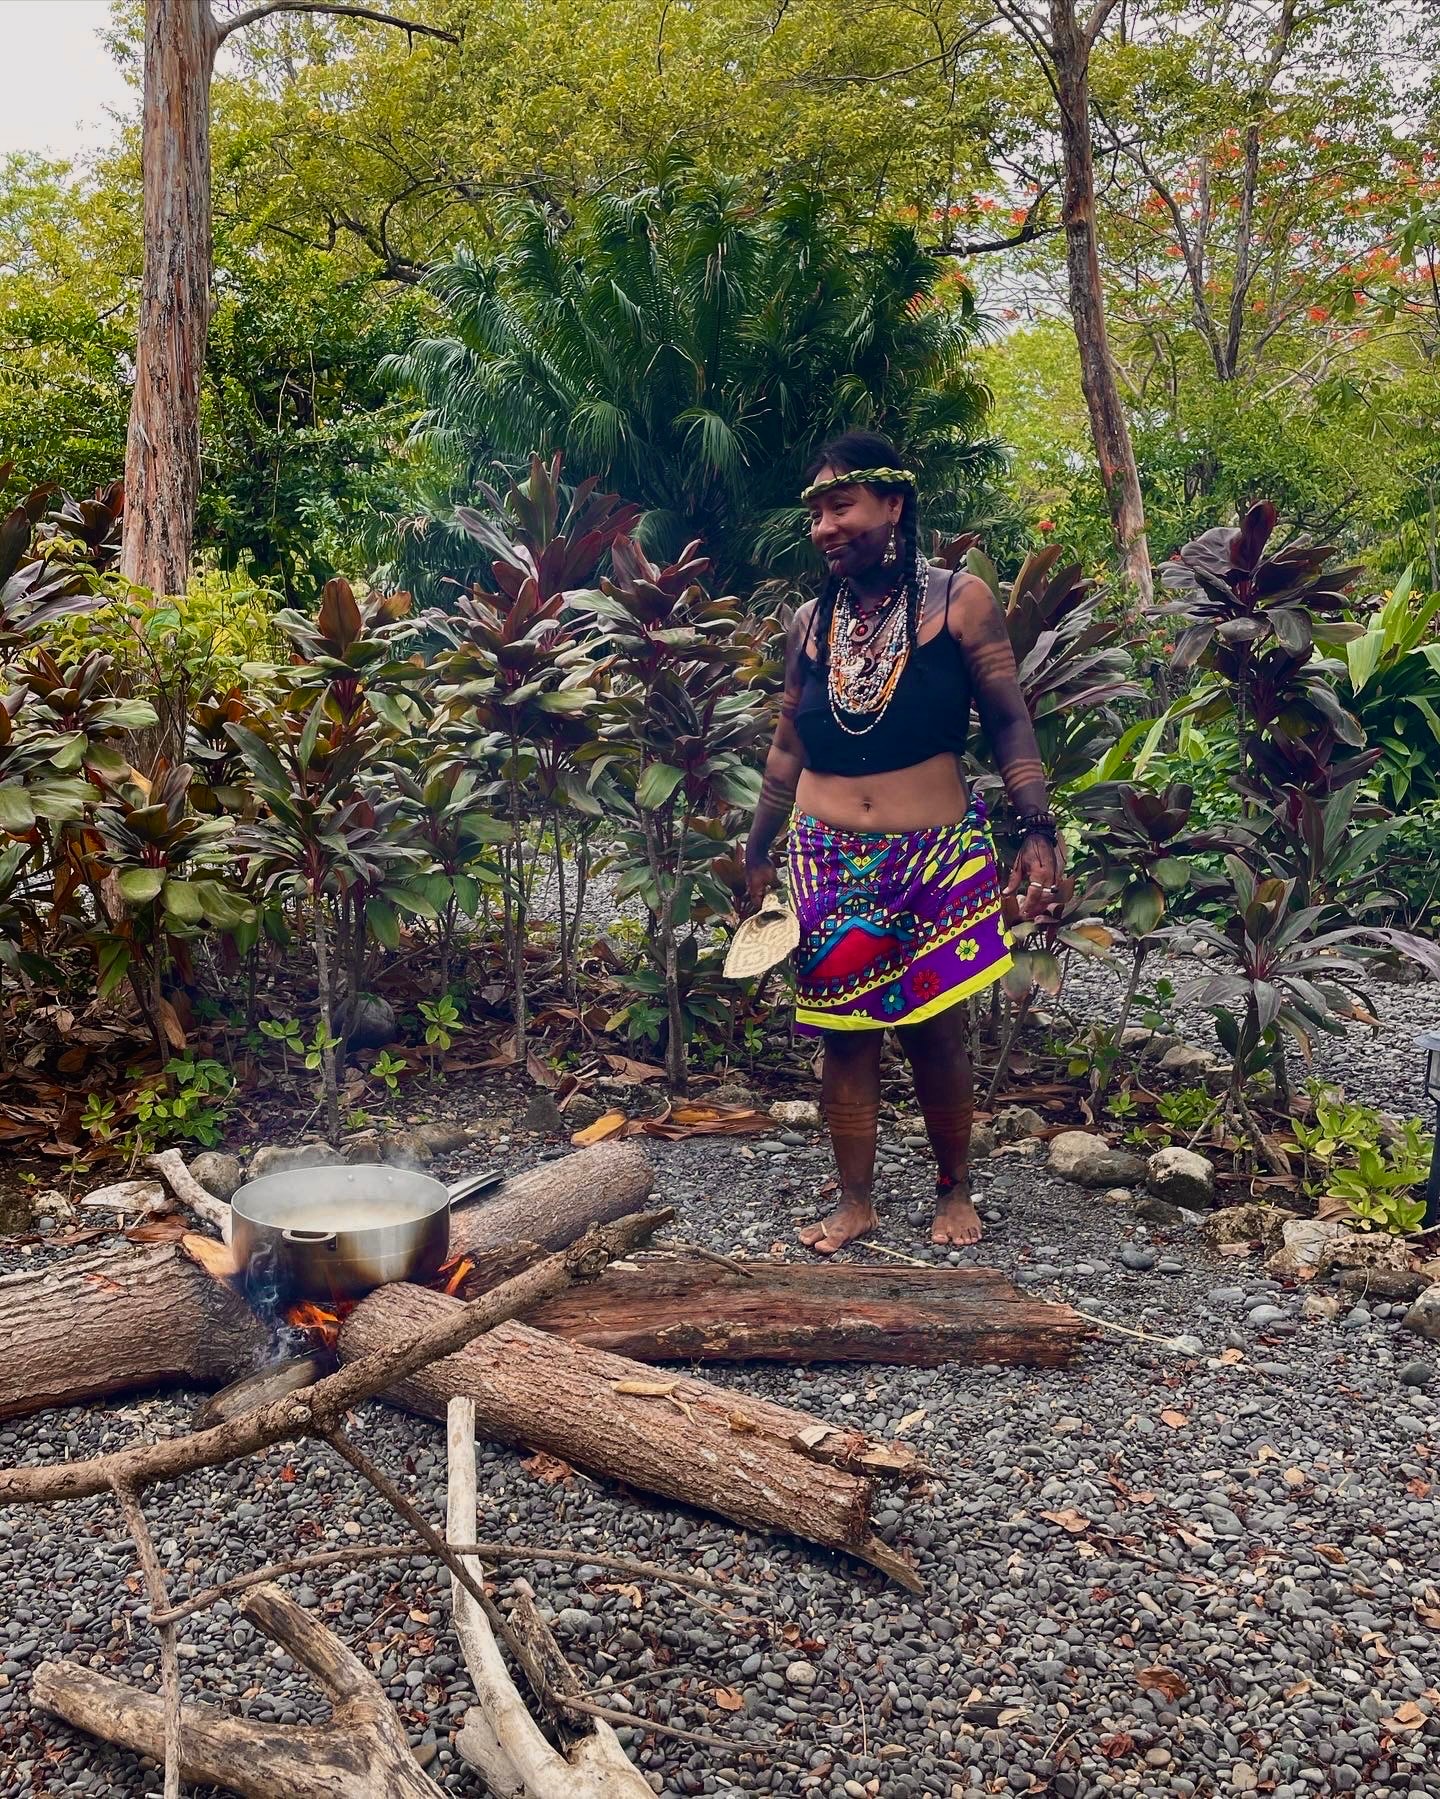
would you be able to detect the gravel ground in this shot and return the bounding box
[3,976,1440,1798]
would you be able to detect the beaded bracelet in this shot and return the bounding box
[1016,809,1060,842]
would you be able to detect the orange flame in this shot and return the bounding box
[442,1256,476,1297]
[284,1299,348,1348]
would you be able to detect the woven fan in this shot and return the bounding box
[724,892,800,980]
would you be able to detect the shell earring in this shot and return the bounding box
[881,523,898,566]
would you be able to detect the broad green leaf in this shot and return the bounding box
[636,762,685,810]
[116,867,166,906]
[163,880,205,924]
[0,785,36,833]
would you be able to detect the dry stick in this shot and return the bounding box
[320,1422,559,1720]
[651,1238,761,1281]
[151,1540,760,1629]
[143,1149,230,1237]
[111,1481,182,1799]
[0,1208,672,1506]
[326,1423,746,1758]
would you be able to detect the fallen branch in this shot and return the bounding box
[0,1209,671,1505]
[151,1538,760,1628]
[144,1148,232,1236]
[34,1584,446,1798]
[446,1397,655,1796]
[111,1481,182,1799]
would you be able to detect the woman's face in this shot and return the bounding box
[806,469,903,579]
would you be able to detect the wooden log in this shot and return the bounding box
[0,1241,268,1422]
[448,1141,655,1259]
[523,1257,1089,1366]
[340,1283,923,1590]
[34,1583,444,1799]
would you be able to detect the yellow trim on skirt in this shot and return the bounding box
[793,948,1013,1033]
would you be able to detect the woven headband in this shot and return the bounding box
[800,466,916,503]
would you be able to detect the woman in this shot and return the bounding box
[744,431,1061,1253]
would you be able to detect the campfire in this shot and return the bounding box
[282,1298,348,1348]
[0,1139,1088,1799]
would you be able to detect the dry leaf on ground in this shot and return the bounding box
[1137,1665,1189,1701]
[520,1451,576,1487]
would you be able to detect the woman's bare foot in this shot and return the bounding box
[932,1178,982,1247]
[799,1195,877,1254]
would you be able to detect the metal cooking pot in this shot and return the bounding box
[230,1165,502,1303]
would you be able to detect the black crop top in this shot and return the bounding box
[795,619,973,777]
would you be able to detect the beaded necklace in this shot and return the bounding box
[826,550,930,736]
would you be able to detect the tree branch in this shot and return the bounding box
[213,1,458,49]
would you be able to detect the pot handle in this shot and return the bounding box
[446,1169,504,1207]
[282,1228,338,1246]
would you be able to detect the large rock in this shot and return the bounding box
[1048,1131,1146,1188]
[1157,1043,1223,1080]
[994,1105,1046,1144]
[1402,1285,1440,1344]
[522,1091,567,1136]
[1265,1217,1349,1278]
[1315,1231,1420,1282]
[1337,1265,1431,1303]
[345,993,397,1050]
[770,1100,822,1132]
[187,1151,244,1203]
[1201,1203,1298,1253]
[248,1140,344,1181]
[969,1121,996,1161]
[1146,1146,1215,1209]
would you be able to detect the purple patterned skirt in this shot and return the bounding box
[788,801,1013,1037]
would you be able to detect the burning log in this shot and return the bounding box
[340,1284,926,1590]
[0,1241,268,1423]
[522,1257,1090,1366]
[447,1139,655,1259]
[33,1583,446,1798]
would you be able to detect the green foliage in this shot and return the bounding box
[1292,1086,1432,1237]
[369,1049,408,1097]
[1341,566,1440,809]
[383,168,1001,592]
[131,1056,234,1152]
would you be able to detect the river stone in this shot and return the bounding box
[770,1100,822,1131]
[187,1152,244,1203]
[1401,1285,1440,1345]
[1146,1146,1215,1208]
[1047,1131,1145,1188]
[994,1105,1046,1143]
[713,1080,756,1107]
[522,1091,567,1136]
[564,1093,608,1131]
[1399,1360,1434,1389]
[1302,1291,1342,1321]
[1133,1193,1186,1226]
[1265,1217,1350,1279]
[968,1121,996,1160]
[248,1140,343,1180]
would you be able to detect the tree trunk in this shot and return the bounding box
[1050,0,1151,603]
[122,0,216,597]
[0,1240,267,1423]
[522,1257,1088,1366]
[448,1140,655,1260]
[340,1287,922,1588]
[35,1584,445,1799]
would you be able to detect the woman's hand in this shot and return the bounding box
[1004,831,1064,921]
[743,855,779,916]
